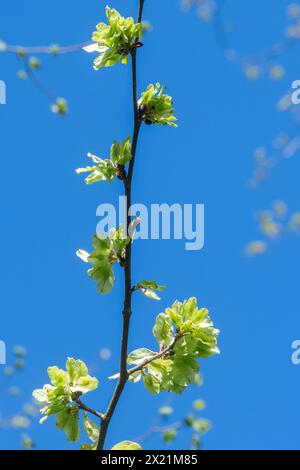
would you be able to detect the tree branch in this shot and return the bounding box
[128,336,181,376]
[75,397,104,420]
[96,0,145,451]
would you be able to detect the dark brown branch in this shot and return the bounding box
[75,397,104,420]
[96,0,145,451]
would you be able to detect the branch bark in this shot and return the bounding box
[96,0,145,450]
[128,336,181,376]
[75,397,104,420]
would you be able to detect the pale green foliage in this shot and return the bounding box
[138,83,177,127]
[127,297,219,395]
[29,2,220,451]
[135,280,166,300]
[91,6,143,70]
[111,440,142,450]
[32,358,98,442]
[76,137,132,184]
[77,228,130,294]
[80,413,99,450]
[110,136,132,165]
[76,154,116,184]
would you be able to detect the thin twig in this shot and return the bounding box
[3,42,90,55]
[128,336,180,376]
[24,60,56,101]
[75,397,104,420]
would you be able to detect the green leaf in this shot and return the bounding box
[110,137,132,165]
[138,83,177,127]
[80,443,96,451]
[127,348,156,366]
[153,313,174,346]
[136,281,166,301]
[76,154,116,184]
[128,371,142,383]
[137,280,165,291]
[71,375,99,394]
[89,262,115,295]
[47,366,68,387]
[33,358,99,440]
[170,355,200,389]
[64,406,80,442]
[66,357,78,383]
[78,231,131,295]
[56,409,69,430]
[141,289,161,300]
[83,413,99,443]
[56,406,80,442]
[111,441,142,450]
[143,375,160,395]
[88,7,143,71]
[111,226,130,258]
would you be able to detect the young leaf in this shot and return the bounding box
[76,154,116,184]
[83,412,99,443]
[127,348,156,366]
[64,406,80,442]
[143,375,160,395]
[153,313,174,346]
[138,83,177,127]
[80,443,96,451]
[86,7,143,71]
[136,280,166,301]
[110,137,132,165]
[111,441,142,450]
[33,358,98,439]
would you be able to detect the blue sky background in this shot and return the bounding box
[1,0,300,450]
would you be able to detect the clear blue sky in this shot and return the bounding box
[1,0,300,450]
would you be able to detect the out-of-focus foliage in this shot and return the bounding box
[0,346,38,449]
[136,394,211,450]
[245,200,300,256]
